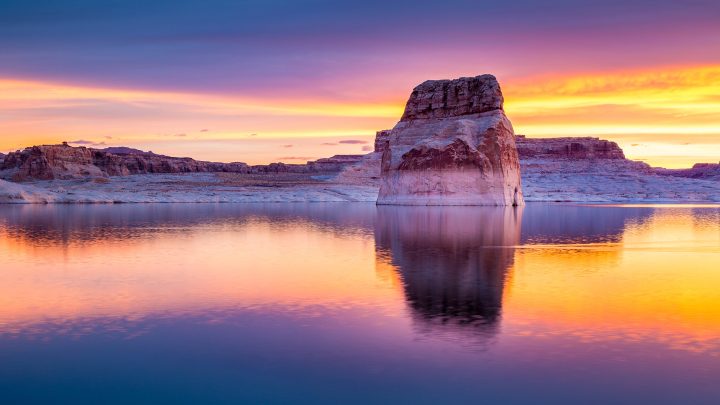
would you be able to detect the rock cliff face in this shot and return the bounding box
[335,130,390,184]
[655,163,720,181]
[0,144,364,182]
[515,135,625,160]
[377,75,523,206]
[0,144,251,181]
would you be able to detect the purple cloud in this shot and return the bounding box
[68,140,107,147]
[278,156,315,161]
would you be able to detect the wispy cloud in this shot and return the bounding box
[278,156,315,161]
[68,139,107,147]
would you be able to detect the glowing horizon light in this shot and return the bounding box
[1,64,719,167]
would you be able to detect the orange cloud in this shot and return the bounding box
[1,65,719,167]
[503,65,720,167]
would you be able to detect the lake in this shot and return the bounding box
[1,203,719,404]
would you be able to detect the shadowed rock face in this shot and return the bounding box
[378,74,523,206]
[398,139,484,171]
[655,162,720,181]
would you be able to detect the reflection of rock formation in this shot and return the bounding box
[0,203,377,247]
[375,206,522,340]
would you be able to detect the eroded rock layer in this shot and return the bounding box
[515,135,625,160]
[377,74,523,206]
[0,144,364,182]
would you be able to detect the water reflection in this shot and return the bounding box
[375,207,522,340]
[1,203,719,403]
[519,204,654,244]
[0,203,377,246]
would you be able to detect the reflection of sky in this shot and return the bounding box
[1,1,719,166]
[1,203,720,402]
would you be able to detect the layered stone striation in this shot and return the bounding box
[377,74,523,205]
[0,144,250,181]
[515,135,626,160]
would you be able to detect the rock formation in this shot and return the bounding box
[0,143,251,181]
[335,130,390,184]
[376,75,523,206]
[0,143,366,182]
[655,162,720,181]
[515,135,625,160]
[249,155,364,174]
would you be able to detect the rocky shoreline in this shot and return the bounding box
[1,134,718,204]
[2,70,718,205]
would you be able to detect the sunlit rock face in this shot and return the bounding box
[375,206,522,339]
[377,75,524,206]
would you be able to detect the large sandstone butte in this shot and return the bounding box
[377,74,523,205]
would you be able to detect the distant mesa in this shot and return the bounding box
[0,143,364,182]
[376,74,524,206]
[100,146,156,156]
[654,162,720,181]
[514,135,626,160]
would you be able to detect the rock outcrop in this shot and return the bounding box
[377,75,523,205]
[0,143,252,181]
[0,143,366,182]
[335,130,390,184]
[655,163,720,181]
[515,135,626,160]
[249,155,364,174]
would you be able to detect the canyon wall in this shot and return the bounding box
[515,135,626,160]
[0,144,364,182]
[655,163,720,181]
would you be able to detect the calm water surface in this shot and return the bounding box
[0,203,719,404]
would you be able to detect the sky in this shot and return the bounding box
[1,0,719,167]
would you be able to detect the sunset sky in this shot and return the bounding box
[1,0,719,167]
